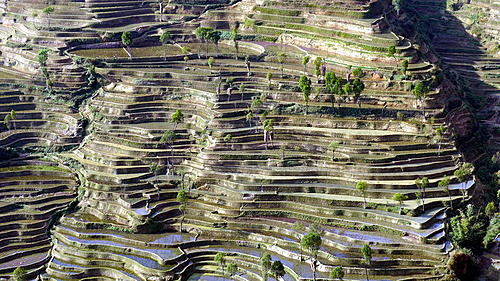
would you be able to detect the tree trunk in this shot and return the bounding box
[363,195,367,209]
[180,213,184,232]
[365,266,369,281]
[448,192,453,208]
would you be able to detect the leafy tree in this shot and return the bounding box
[207,57,215,69]
[176,188,188,231]
[159,31,171,60]
[207,30,221,54]
[42,6,55,29]
[435,124,446,154]
[342,82,353,100]
[352,67,364,78]
[330,266,344,281]
[301,232,322,281]
[267,72,272,89]
[328,141,339,161]
[415,177,428,211]
[37,49,50,67]
[361,244,372,281]
[226,262,238,276]
[352,78,365,104]
[386,45,396,59]
[485,201,497,217]
[299,76,312,114]
[313,57,323,79]
[194,27,213,57]
[450,204,486,252]
[121,31,133,58]
[13,267,27,281]
[263,119,274,149]
[454,163,473,199]
[3,109,16,130]
[393,0,404,16]
[333,80,342,107]
[356,181,368,209]
[231,28,239,59]
[277,52,286,78]
[302,56,310,74]
[214,252,226,275]
[483,215,500,248]
[325,72,337,109]
[392,193,407,215]
[245,111,254,126]
[171,109,184,130]
[260,252,272,281]
[271,260,285,281]
[401,59,409,74]
[438,176,452,208]
[412,81,430,102]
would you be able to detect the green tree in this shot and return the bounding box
[207,57,215,69]
[214,252,226,275]
[260,253,272,281]
[171,109,184,130]
[121,31,133,58]
[3,109,16,131]
[415,177,428,211]
[13,267,27,281]
[386,45,396,59]
[412,81,430,102]
[450,204,486,252]
[435,124,446,155]
[393,0,404,16]
[325,72,337,109]
[271,260,285,281]
[352,67,364,78]
[245,111,254,126]
[485,202,497,217]
[328,141,339,161]
[401,59,409,75]
[226,262,238,276]
[352,78,365,104]
[361,244,372,281]
[42,6,55,29]
[313,57,323,79]
[37,49,50,67]
[267,72,272,89]
[342,82,354,100]
[356,181,368,209]
[454,163,473,199]
[159,31,171,60]
[438,176,452,208]
[207,30,221,54]
[263,119,274,149]
[231,28,239,59]
[302,56,310,74]
[330,266,344,281]
[301,232,322,281]
[483,216,500,248]
[392,193,407,215]
[299,76,312,114]
[194,27,213,57]
[277,52,286,78]
[176,188,188,232]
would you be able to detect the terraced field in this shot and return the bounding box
[0,0,496,280]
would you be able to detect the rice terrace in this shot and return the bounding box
[0,0,498,280]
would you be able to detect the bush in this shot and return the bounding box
[449,204,487,252]
[483,215,500,248]
[447,250,478,281]
[13,267,28,281]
